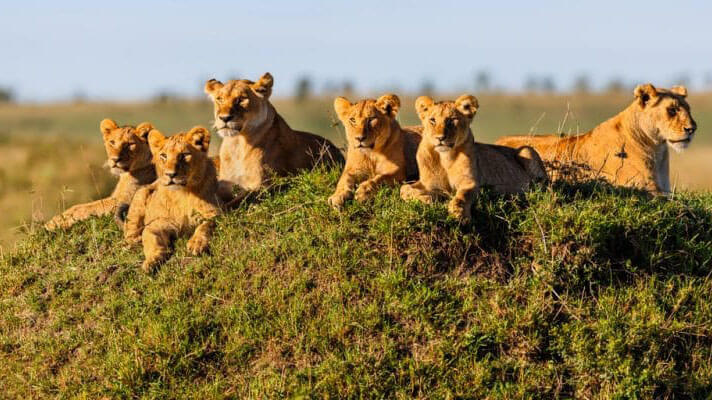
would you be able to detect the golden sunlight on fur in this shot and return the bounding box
[496,84,697,194]
[401,95,548,222]
[204,73,344,205]
[123,126,221,272]
[328,94,421,208]
[44,119,157,230]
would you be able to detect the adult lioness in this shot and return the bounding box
[204,73,344,202]
[328,94,421,208]
[124,126,220,272]
[401,95,547,222]
[44,119,157,230]
[495,84,697,194]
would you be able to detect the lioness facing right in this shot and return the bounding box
[328,94,421,208]
[496,84,697,194]
[401,95,547,222]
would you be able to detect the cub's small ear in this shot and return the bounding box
[147,129,166,152]
[186,126,211,152]
[455,94,479,119]
[100,119,119,136]
[252,72,274,98]
[671,85,688,98]
[333,97,351,119]
[415,96,434,120]
[204,79,224,95]
[634,83,657,107]
[134,122,154,141]
[376,94,400,118]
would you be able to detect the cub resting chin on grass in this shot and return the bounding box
[123,126,221,272]
[44,119,157,230]
[400,95,548,223]
[328,94,421,208]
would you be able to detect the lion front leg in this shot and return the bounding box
[123,188,151,246]
[448,183,477,223]
[141,223,175,273]
[328,169,358,209]
[44,197,117,230]
[186,220,215,256]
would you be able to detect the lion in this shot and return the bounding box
[123,126,221,272]
[495,84,697,194]
[400,95,548,222]
[44,119,157,230]
[328,94,421,208]
[204,73,344,203]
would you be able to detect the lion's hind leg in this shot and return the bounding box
[516,146,549,183]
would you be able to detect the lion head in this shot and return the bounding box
[415,94,479,153]
[148,126,212,190]
[204,73,274,138]
[100,119,154,176]
[334,94,400,153]
[633,83,697,152]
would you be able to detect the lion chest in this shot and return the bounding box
[218,137,266,190]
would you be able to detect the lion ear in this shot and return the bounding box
[204,79,224,96]
[147,129,166,153]
[634,83,657,107]
[376,94,400,118]
[671,85,688,98]
[252,72,274,98]
[186,126,211,152]
[134,122,154,142]
[455,94,479,119]
[333,97,351,119]
[415,96,434,121]
[100,119,119,136]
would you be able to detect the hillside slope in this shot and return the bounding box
[2,168,712,398]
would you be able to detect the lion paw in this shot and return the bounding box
[448,200,471,223]
[186,234,210,256]
[327,192,350,209]
[354,182,375,202]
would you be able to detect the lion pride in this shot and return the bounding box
[204,73,344,203]
[496,84,697,194]
[44,119,156,230]
[328,94,421,208]
[401,95,547,222]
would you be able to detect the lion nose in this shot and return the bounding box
[436,135,447,142]
[355,135,366,142]
[166,171,177,178]
[219,115,233,122]
[685,126,696,135]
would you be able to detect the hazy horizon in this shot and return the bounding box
[2,0,711,102]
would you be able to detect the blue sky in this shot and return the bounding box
[2,0,711,101]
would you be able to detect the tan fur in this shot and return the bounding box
[495,84,697,194]
[401,95,547,222]
[204,73,344,203]
[328,94,421,208]
[44,119,156,230]
[123,127,220,272]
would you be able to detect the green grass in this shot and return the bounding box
[2,167,712,398]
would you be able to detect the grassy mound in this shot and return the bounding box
[2,168,712,398]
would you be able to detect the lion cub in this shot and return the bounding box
[401,95,547,222]
[45,119,156,230]
[124,126,220,272]
[328,94,421,208]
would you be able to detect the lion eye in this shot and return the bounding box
[110,140,116,146]
[349,117,356,125]
[216,97,224,104]
[429,118,436,126]
[667,107,678,117]
[159,153,167,161]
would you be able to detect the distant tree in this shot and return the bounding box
[705,72,712,89]
[573,74,591,94]
[295,76,312,102]
[540,76,556,93]
[419,78,435,96]
[672,72,691,88]
[71,89,87,104]
[524,76,539,92]
[341,80,355,96]
[0,87,14,103]
[474,70,492,92]
[153,90,179,104]
[606,78,626,93]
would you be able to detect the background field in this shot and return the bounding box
[0,92,710,248]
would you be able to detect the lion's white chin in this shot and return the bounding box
[217,128,239,138]
[435,145,452,153]
[667,140,690,153]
